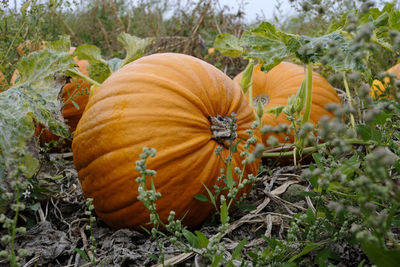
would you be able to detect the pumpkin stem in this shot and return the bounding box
[209,114,238,148]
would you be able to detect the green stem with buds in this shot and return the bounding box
[302,63,313,126]
[9,188,20,267]
[295,62,313,153]
[343,72,356,134]
[263,139,372,158]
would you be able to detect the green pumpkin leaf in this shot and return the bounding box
[87,62,110,84]
[214,33,244,58]
[240,22,301,69]
[73,44,103,62]
[118,33,154,67]
[0,36,73,180]
[73,44,111,83]
[298,32,368,72]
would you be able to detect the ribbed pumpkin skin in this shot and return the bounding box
[72,53,260,230]
[371,63,400,98]
[234,62,341,144]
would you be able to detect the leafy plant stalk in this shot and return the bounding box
[66,69,101,87]
[295,62,313,153]
[9,189,20,267]
[342,72,356,134]
[263,139,373,157]
[302,63,313,126]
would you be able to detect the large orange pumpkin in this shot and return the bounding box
[234,62,341,144]
[11,46,91,146]
[371,63,400,98]
[72,53,260,230]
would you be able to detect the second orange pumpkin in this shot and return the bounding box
[234,62,341,144]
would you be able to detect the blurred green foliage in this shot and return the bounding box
[0,0,250,81]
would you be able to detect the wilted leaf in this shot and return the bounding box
[0,36,74,180]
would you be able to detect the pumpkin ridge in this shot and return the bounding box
[129,57,229,115]
[95,142,239,228]
[77,114,256,175]
[90,142,218,215]
[75,102,209,138]
[77,134,213,191]
[87,73,211,117]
